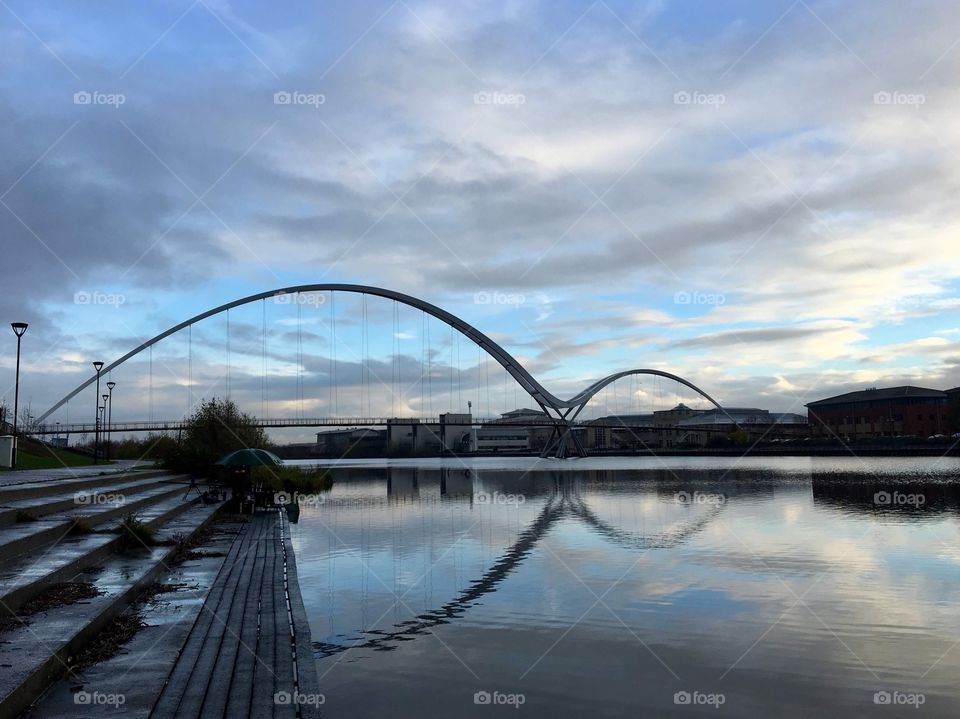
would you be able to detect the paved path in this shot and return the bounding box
[150,510,321,719]
[0,461,150,487]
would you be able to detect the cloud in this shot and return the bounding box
[3,0,960,434]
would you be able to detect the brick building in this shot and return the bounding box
[806,386,948,439]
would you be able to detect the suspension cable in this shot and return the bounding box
[297,299,303,420]
[261,298,267,420]
[188,323,192,414]
[456,331,462,412]
[328,292,334,417]
[392,300,398,417]
[449,324,454,415]
[363,293,369,417]
[333,292,338,415]
[226,309,231,399]
[426,313,433,418]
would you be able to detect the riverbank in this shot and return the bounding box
[280,443,960,460]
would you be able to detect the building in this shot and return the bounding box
[585,412,706,449]
[948,387,960,434]
[653,403,706,426]
[806,386,947,439]
[475,408,551,452]
[678,407,808,441]
[387,413,473,453]
[315,428,387,454]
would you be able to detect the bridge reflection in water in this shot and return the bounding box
[297,464,960,660]
[303,467,775,659]
[285,459,960,717]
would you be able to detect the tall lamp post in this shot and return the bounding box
[92,361,104,463]
[10,323,28,468]
[102,394,109,462]
[106,381,116,461]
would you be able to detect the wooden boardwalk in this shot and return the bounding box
[151,511,321,719]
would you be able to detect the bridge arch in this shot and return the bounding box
[36,284,728,456]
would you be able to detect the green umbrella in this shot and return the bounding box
[215,448,283,467]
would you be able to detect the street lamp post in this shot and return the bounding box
[10,323,28,468]
[98,405,105,458]
[106,381,116,461]
[102,393,109,462]
[92,361,104,463]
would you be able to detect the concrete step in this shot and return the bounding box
[0,501,223,719]
[0,491,219,617]
[0,468,168,503]
[0,474,190,528]
[22,514,242,719]
[0,462,151,490]
[0,481,194,566]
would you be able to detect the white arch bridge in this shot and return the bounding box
[35,284,734,458]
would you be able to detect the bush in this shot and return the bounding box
[113,514,155,549]
[109,433,179,461]
[728,429,751,445]
[250,465,332,495]
[161,398,272,476]
[69,518,94,536]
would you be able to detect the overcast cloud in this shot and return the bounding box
[2,0,959,435]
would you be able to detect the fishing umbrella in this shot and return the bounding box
[215,448,283,467]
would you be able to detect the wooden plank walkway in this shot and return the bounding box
[150,510,321,719]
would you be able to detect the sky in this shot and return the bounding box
[1,0,959,437]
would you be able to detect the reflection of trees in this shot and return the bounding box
[811,473,960,517]
[313,476,725,658]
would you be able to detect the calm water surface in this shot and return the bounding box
[287,457,960,718]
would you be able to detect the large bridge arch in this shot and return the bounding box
[36,284,730,457]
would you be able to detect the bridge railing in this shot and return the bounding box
[32,416,521,435]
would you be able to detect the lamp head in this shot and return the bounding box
[11,322,28,337]
[93,361,104,372]
[107,382,116,390]
[102,394,109,403]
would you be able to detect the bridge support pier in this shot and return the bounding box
[538,403,587,459]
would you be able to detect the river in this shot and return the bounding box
[286,456,960,717]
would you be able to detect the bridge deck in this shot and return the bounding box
[150,510,320,719]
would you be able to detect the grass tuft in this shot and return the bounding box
[113,514,155,549]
